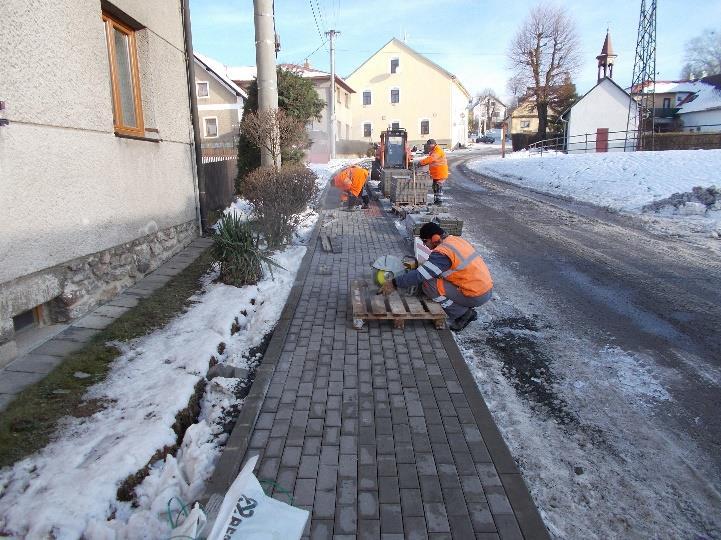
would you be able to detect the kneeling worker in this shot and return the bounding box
[381,222,493,331]
[333,164,370,209]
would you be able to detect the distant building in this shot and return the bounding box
[561,31,637,152]
[468,95,507,135]
[194,53,247,148]
[346,38,471,148]
[227,62,355,162]
[509,96,560,135]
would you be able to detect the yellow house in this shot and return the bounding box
[509,96,560,134]
[347,38,471,148]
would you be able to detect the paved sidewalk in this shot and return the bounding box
[205,192,548,539]
[0,235,213,412]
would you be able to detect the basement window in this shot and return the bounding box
[13,308,38,333]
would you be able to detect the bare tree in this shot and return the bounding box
[240,108,307,171]
[680,29,721,78]
[507,3,580,138]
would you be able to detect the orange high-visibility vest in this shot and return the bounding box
[419,145,448,181]
[333,166,368,196]
[433,236,493,297]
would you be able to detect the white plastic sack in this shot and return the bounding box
[206,455,309,540]
[170,503,207,538]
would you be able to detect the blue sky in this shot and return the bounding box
[189,0,721,100]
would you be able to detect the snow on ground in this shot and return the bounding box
[468,149,721,245]
[454,243,721,539]
[0,161,347,539]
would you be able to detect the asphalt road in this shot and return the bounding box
[443,148,721,476]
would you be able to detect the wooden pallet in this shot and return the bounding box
[350,279,446,329]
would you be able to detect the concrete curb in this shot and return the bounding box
[200,194,328,508]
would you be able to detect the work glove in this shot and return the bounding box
[380,280,396,296]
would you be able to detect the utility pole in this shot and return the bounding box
[254,0,280,167]
[326,29,340,159]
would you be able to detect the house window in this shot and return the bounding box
[391,121,400,130]
[337,90,341,104]
[420,119,429,135]
[345,93,350,108]
[363,91,372,106]
[663,97,671,109]
[363,122,372,137]
[390,88,400,104]
[346,124,350,139]
[520,120,530,129]
[390,58,399,74]
[196,81,209,98]
[204,117,218,138]
[337,120,342,139]
[102,12,144,136]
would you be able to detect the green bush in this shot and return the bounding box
[242,165,318,248]
[211,214,280,286]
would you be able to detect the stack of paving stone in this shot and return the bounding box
[404,212,464,237]
[390,171,432,205]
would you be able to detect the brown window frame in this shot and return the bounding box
[102,12,144,137]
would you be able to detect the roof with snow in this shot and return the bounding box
[194,52,247,99]
[468,94,507,110]
[560,76,634,118]
[226,63,355,94]
[627,76,721,114]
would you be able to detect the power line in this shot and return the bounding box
[314,0,327,32]
[308,0,324,42]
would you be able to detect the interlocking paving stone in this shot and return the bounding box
[210,196,547,539]
[4,354,63,375]
[0,370,47,393]
[72,314,115,330]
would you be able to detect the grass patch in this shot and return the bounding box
[0,249,215,469]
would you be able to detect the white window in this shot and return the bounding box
[363,90,372,106]
[204,117,218,138]
[363,122,372,138]
[390,88,400,104]
[420,119,430,135]
[390,57,399,74]
[520,120,530,129]
[196,81,209,98]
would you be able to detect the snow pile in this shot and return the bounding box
[0,161,348,538]
[469,149,721,213]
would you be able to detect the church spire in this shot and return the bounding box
[596,29,618,82]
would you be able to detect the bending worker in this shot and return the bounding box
[417,138,448,205]
[381,222,493,332]
[333,163,370,209]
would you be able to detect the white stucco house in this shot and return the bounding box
[561,77,637,153]
[0,0,204,366]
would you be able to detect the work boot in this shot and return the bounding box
[449,309,478,332]
[362,195,370,209]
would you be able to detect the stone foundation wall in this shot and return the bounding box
[0,220,198,367]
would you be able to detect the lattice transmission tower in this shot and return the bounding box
[625,0,657,151]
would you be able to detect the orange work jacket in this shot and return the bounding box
[419,145,449,181]
[433,235,493,297]
[333,166,369,197]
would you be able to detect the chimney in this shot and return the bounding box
[303,58,311,69]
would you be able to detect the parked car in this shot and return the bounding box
[477,134,495,144]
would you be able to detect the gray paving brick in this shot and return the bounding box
[311,519,334,540]
[359,491,380,519]
[282,445,302,467]
[335,505,357,535]
[105,294,140,308]
[397,463,420,489]
[294,478,316,506]
[72,314,115,330]
[469,503,496,533]
[404,516,429,540]
[400,488,424,517]
[379,504,403,534]
[419,475,443,503]
[424,503,450,533]
[447,514,475,540]
[483,485,514,515]
[378,475,400,504]
[358,520,381,540]
[92,304,131,319]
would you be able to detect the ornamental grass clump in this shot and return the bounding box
[211,214,281,286]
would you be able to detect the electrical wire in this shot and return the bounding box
[308,0,325,41]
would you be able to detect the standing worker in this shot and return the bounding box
[381,223,493,332]
[333,163,370,210]
[417,138,448,205]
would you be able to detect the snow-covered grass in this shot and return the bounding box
[0,162,346,539]
[469,148,721,213]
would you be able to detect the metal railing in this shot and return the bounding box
[522,123,721,157]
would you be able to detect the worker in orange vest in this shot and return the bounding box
[381,222,493,332]
[417,138,448,205]
[333,164,370,210]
